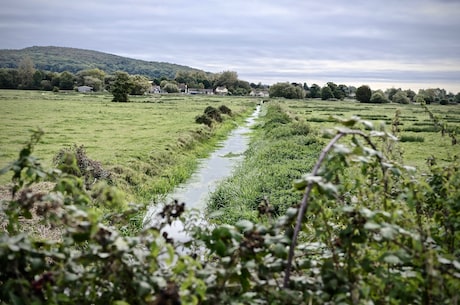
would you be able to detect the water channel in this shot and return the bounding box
[143,104,261,243]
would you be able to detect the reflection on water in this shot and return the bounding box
[143,105,261,243]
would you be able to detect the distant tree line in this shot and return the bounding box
[0,57,253,98]
[269,81,460,104]
[1,56,459,104]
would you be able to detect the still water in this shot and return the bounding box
[143,105,261,242]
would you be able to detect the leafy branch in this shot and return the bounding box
[284,117,391,288]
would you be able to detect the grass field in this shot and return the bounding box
[282,99,460,171]
[0,90,256,200]
[2,91,459,205]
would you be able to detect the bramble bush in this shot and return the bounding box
[195,105,232,127]
[0,110,459,304]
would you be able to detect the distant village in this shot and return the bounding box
[77,83,270,97]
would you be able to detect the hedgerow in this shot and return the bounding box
[0,107,459,304]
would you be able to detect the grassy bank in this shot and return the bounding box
[207,102,324,223]
[0,90,256,203]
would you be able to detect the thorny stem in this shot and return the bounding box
[283,132,344,288]
[283,129,389,288]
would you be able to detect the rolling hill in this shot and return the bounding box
[0,46,204,79]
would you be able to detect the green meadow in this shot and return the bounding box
[0,90,256,200]
[284,99,460,170]
[208,99,460,223]
[1,90,459,206]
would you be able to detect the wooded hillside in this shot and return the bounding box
[0,46,203,79]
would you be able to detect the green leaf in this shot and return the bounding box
[64,272,79,282]
[292,178,308,191]
[286,207,298,217]
[114,237,128,252]
[362,120,374,130]
[272,243,287,259]
[317,181,338,196]
[236,220,254,232]
[215,240,227,257]
[380,226,395,240]
[383,254,402,265]
[453,260,460,271]
[364,221,381,230]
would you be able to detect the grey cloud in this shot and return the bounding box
[0,0,459,91]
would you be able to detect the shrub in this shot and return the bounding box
[399,135,425,142]
[218,105,232,116]
[356,85,372,103]
[1,116,459,305]
[53,144,111,188]
[370,91,389,103]
[195,114,213,127]
[195,106,227,127]
[204,106,222,122]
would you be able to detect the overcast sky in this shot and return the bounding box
[1,0,460,92]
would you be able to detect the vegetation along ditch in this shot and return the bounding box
[143,104,262,243]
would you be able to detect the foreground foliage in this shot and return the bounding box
[1,105,459,304]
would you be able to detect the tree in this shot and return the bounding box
[163,82,179,93]
[32,70,45,89]
[0,68,19,89]
[214,71,238,91]
[309,84,321,98]
[58,71,75,90]
[321,86,334,100]
[356,85,372,103]
[370,91,389,103]
[326,82,338,99]
[77,68,106,91]
[455,92,460,103]
[111,71,132,102]
[18,56,35,89]
[83,76,103,92]
[130,75,151,95]
[336,84,349,100]
[414,94,426,104]
[405,89,416,102]
[269,82,305,99]
[385,88,400,101]
[392,91,410,104]
[213,71,250,95]
[234,80,252,95]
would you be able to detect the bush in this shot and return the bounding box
[53,144,111,188]
[1,118,459,305]
[195,106,227,127]
[218,105,232,115]
[399,135,425,142]
[195,114,213,127]
[370,91,389,103]
[356,85,372,103]
[204,106,222,122]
